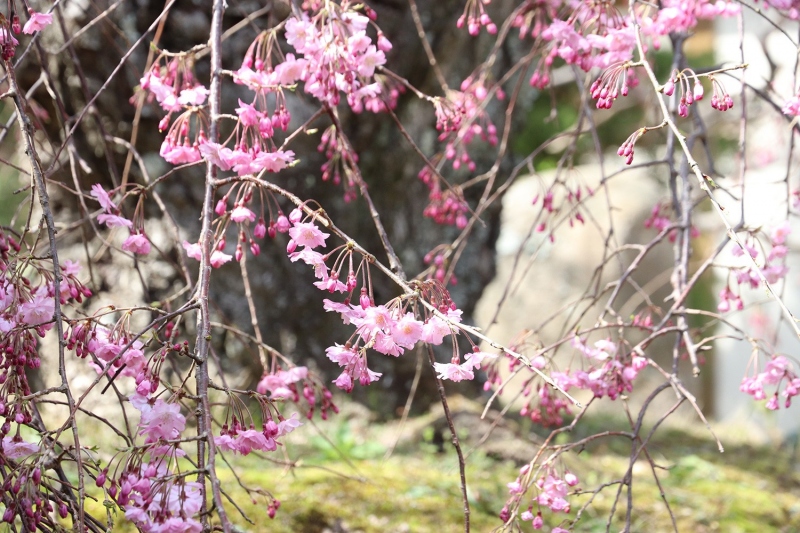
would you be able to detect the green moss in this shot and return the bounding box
[51,414,800,533]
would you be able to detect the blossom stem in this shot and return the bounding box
[5,58,87,530]
[194,0,231,529]
[426,345,470,532]
[629,0,800,342]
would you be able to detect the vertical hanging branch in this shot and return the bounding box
[426,346,470,532]
[4,61,87,530]
[194,0,231,529]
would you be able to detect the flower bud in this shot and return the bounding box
[693,81,704,101]
[215,198,227,216]
[276,215,290,233]
[253,218,267,239]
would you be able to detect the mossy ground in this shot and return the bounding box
[73,409,800,533]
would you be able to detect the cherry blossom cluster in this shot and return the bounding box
[642,201,700,241]
[417,163,467,229]
[708,76,734,112]
[500,462,578,531]
[197,3,397,193]
[181,185,296,269]
[563,337,648,400]
[519,380,574,427]
[0,228,90,529]
[0,445,63,530]
[318,124,361,202]
[590,62,637,110]
[141,54,208,123]
[783,92,800,116]
[437,77,501,172]
[421,183,469,229]
[91,183,152,255]
[98,444,204,533]
[199,100,295,176]
[457,0,497,36]
[483,352,570,427]
[0,7,52,60]
[740,355,800,410]
[483,336,647,428]
[719,222,792,313]
[207,30,299,174]
[65,304,308,527]
[663,69,705,118]
[323,298,486,390]
[422,246,459,285]
[539,13,634,74]
[141,45,293,178]
[205,183,300,263]
[257,365,339,420]
[140,53,209,165]
[283,2,391,111]
[413,77,501,225]
[281,215,487,389]
[510,0,560,42]
[757,0,800,17]
[492,0,739,119]
[528,181,591,239]
[642,0,739,42]
[214,396,303,455]
[617,127,645,166]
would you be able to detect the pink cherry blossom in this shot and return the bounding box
[391,313,424,348]
[373,330,403,356]
[182,241,202,260]
[138,399,186,442]
[257,366,308,397]
[236,99,260,127]
[334,371,354,391]
[98,213,133,228]
[323,299,364,324]
[160,139,201,164]
[2,436,39,459]
[421,316,452,345]
[354,305,395,336]
[210,250,233,267]
[464,349,497,370]
[18,286,54,326]
[177,85,209,106]
[22,10,52,34]
[214,434,238,452]
[277,413,303,436]
[273,55,307,84]
[91,184,117,212]
[122,233,152,255]
[255,149,295,172]
[783,94,800,116]
[290,249,329,279]
[288,222,329,249]
[432,362,475,382]
[199,141,236,171]
[770,221,792,245]
[325,343,359,365]
[234,428,274,455]
[155,517,203,533]
[230,205,256,223]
